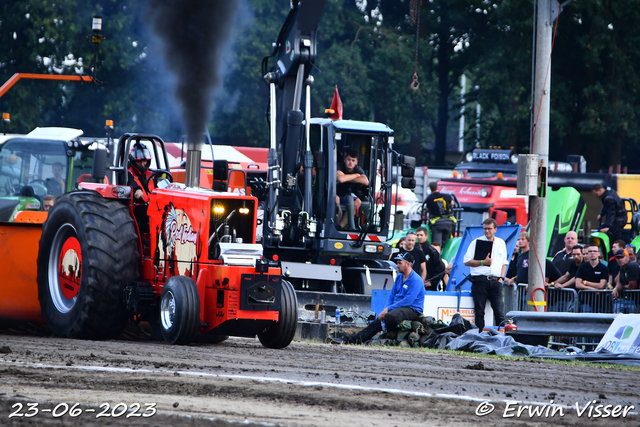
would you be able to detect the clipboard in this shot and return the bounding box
[474,240,493,261]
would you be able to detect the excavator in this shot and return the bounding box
[256,0,416,315]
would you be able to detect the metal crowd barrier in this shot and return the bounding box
[503,284,640,314]
[502,284,579,313]
[502,286,640,350]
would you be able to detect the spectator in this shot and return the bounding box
[505,240,520,283]
[592,183,627,243]
[424,181,456,247]
[626,244,637,263]
[441,263,452,290]
[336,150,369,229]
[415,226,445,290]
[333,252,424,344]
[609,240,626,261]
[400,232,427,284]
[611,249,640,299]
[504,231,561,287]
[608,240,627,285]
[463,218,508,331]
[554,245,584,288]
[598,247,608,266]
[581,245,588,260]
[551,231,578,275]
[575,244,608,290]
[42,194,55,211]
[389,236,406,261]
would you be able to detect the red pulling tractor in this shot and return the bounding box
[36,133,296,347]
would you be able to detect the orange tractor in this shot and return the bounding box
[1,131,296,348]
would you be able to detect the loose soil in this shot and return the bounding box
[0,332,638,426]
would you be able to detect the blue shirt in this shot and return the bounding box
[385,270,425,314]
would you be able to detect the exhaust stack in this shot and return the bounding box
[185,149,201,188]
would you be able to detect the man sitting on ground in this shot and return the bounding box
[333,252,424,345]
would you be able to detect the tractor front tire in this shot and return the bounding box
[159,276,200,345]
[258,279,297,349]
[37,191,139,339]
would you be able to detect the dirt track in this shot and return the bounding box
[1,332,639,426]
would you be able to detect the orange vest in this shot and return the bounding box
[128,168,155,203]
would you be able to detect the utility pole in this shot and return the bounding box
[527,0,555,309]
[459,74,465,153]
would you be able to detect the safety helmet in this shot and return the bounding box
[129,143,151,174]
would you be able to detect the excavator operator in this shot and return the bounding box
[128,143,155,203]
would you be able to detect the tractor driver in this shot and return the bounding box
[336,150,369,229]
[127,143,155,203]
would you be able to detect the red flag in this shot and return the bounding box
[329,85,343,120]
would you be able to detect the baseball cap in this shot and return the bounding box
[393,252,414,263]
[615,249,629,258]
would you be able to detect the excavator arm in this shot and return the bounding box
[263,0,326,203]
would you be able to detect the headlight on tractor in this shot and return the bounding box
[364,244,377,253]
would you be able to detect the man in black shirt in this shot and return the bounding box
[607,240,626,285]
[575,244,609,290]
[551,231,578,275]
[554,245,583,288]
[424,182,455,247]
[400,232,427,284]
[626,244,637,263]
[505,232,561,286]
[336,150,369,229]
[592,183,627,243]
[505,239,521,282]
[612,249,640,297]
[415,226,445,290]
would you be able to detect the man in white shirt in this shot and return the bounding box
[463,218,509,331]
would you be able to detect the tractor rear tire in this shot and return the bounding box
[37,191,139,339]
[159,276,200,345]
[258,279,297,349]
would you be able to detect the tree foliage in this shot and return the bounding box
[0,0,639,171]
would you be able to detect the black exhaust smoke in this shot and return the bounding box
[147,0,238,151]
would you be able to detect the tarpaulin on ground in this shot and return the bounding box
[420,314,640,366]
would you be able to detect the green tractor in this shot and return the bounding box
[0,127,109,222]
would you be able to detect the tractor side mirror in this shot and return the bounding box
[212,159,229,192]
[399,155,416,188]
[91,148,108,183]
[401,177,416,189]
[399,154,415,178]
